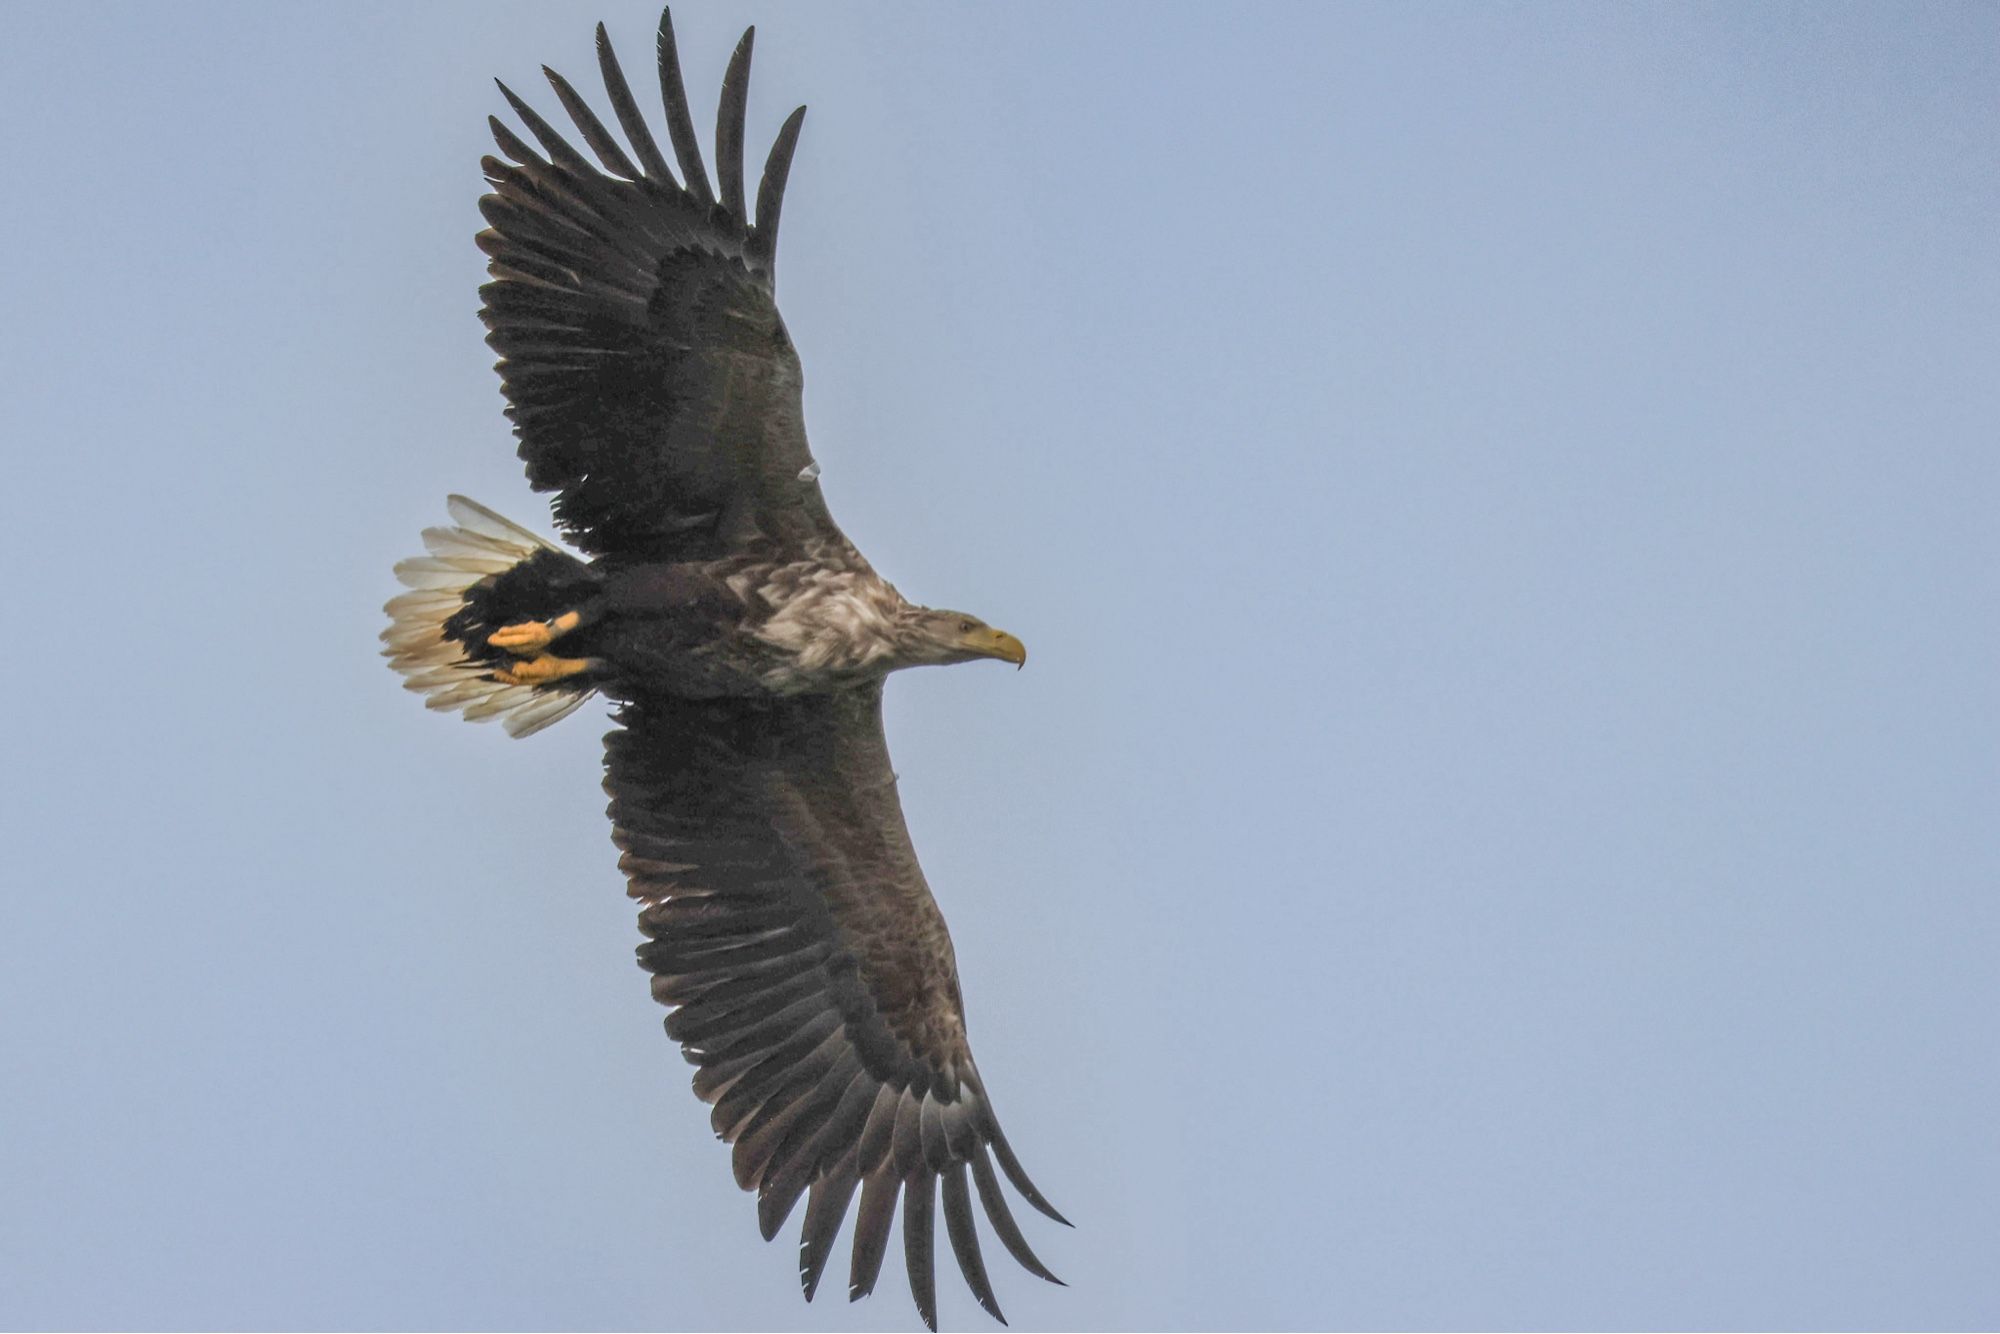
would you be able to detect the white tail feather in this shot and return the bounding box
[381,497,593,739]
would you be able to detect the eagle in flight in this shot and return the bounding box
[381,10,1065,1329]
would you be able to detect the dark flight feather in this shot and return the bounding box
[799,1167,859,1300]
[595,24,674,182]
[848,1171,898,1300]
[944,1163,1005,1323]
[494,79,597,177]
[486,115,545,169]
[988,1119,1070,1226]
[654,8,714,205]
[853,1082,902,1177]
[750,105,806,273]
[971,1146,1063,1286]
[542,65,642,181]
[715,28,754,223]
[903,1172,939,1331]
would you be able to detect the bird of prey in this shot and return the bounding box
[381,10,1065,1329]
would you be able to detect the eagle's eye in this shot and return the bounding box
[958,619,975,633]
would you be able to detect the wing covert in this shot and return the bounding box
[478,10,839,563]
[605,685,1065,1328]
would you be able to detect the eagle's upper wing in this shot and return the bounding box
[607,684,1065,1328]
[478,13,839,564]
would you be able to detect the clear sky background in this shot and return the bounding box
[3,2,1996,1330]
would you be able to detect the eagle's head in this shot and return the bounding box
[898,607,1027,670]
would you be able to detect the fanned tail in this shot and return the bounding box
[381,496,600,738]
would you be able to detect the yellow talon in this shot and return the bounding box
[488,610,582,655]
[491,653,593,686]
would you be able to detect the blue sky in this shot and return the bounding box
[3,2,1996,1329]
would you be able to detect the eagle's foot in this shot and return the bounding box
[491,653,593,686]
[488,609,582,655]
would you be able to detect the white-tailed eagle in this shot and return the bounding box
[381,10,1065,1330]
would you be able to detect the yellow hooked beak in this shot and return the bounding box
[971,626,1028,669]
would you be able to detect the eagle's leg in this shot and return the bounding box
[488,609,583,655]
[491,653,595,686]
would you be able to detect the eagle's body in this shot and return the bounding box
[381,10,1061,1331]
[611,554,972,693]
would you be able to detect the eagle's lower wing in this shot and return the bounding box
[606,684,1065,1328]
[478,13,842,564]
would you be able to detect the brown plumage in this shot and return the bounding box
[381,9,1064,1330]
